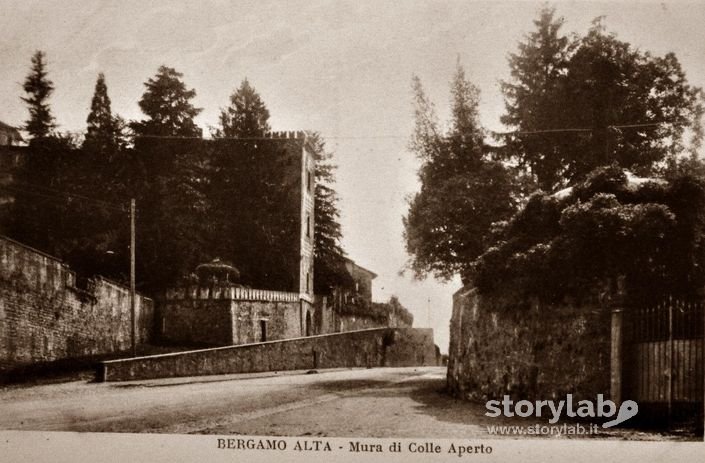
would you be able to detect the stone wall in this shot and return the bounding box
[158,286,307,346]
[447,286,611,402]
[337,312,388,332]
[0,236,154,376]
[313,296,414,334]
[98,327,438,381]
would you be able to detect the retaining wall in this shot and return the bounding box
[0,236,154,376]
[98,327,437,381]
[447,286,611,402]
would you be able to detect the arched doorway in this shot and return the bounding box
[305,310,312,336]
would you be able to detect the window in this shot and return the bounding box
[307,170,313,192]
[306,271,310,293]
[306,215,310,238]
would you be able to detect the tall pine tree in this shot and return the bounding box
[500,7,571,191]
[84,73,124,152]
[131,65,202,138]
[21,51,56,139]
[309,132,354,294]
[130,66,207,291]
[215,79,271,139]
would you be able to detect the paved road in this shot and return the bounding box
[0,367,685,439]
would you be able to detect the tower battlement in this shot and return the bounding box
[263,130,307,140]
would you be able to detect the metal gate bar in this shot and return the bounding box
[623,297,704,428]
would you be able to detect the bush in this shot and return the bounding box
[473,167,705,304]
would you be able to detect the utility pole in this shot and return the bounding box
[427,297,431,328]
[130,198,136,358]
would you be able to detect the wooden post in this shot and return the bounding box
[130,198,136,358]
[610,308,624,406]
[667,297,673,428]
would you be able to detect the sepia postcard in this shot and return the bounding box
[0,1,704,461]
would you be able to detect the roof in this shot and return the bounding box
[344,257,378,279]
[0,120,23,141]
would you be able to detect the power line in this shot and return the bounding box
[494,127,593,136]
[610,121,689,129]
[491,120,691,137]
[131,133,409,141]
[10,180,129,212]
[0,183,128,213]
[106,120,696,140]
[13,119,690,143]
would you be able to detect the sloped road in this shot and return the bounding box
[0,366,684,439]
[0,367,486,437]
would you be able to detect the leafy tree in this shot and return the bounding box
[501,8,704,192]
[21,51,56,139]
[404,64,517,283]
[130,66,203,138]
[215,79,271,138]
[308,132,354,294]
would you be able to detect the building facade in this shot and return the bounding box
[0,121,22,147]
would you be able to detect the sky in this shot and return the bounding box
[1,0,704,353]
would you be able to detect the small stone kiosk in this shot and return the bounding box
[156,260,308,347]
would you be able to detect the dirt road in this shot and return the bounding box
[0,366,689,439]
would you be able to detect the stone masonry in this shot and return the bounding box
[0,235,154,376]
[447,286,611,402]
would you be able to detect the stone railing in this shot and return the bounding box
[165,285,301,302]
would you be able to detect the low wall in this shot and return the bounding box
[98,327,437,382]
[447,286,611,402]
[0,236,154,376]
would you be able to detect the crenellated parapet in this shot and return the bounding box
[262,130,307,140]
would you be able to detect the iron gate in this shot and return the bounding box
[623,297,704,427]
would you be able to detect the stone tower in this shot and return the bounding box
[264,131,315,299]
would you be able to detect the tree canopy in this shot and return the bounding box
[130,66,203,138]
[215,79,271,138]
[501,7,704,192]
[404,64,517,283]
[403,7,705,300]
[84,73,126,153]
[473,165,705,305]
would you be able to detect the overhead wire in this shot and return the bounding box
[0,182,128,213]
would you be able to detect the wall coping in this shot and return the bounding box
[0,234,151,302]
[101,327,432,365]
[165,286,305,303]
[93,275,154,303]
[0,234,69,267]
